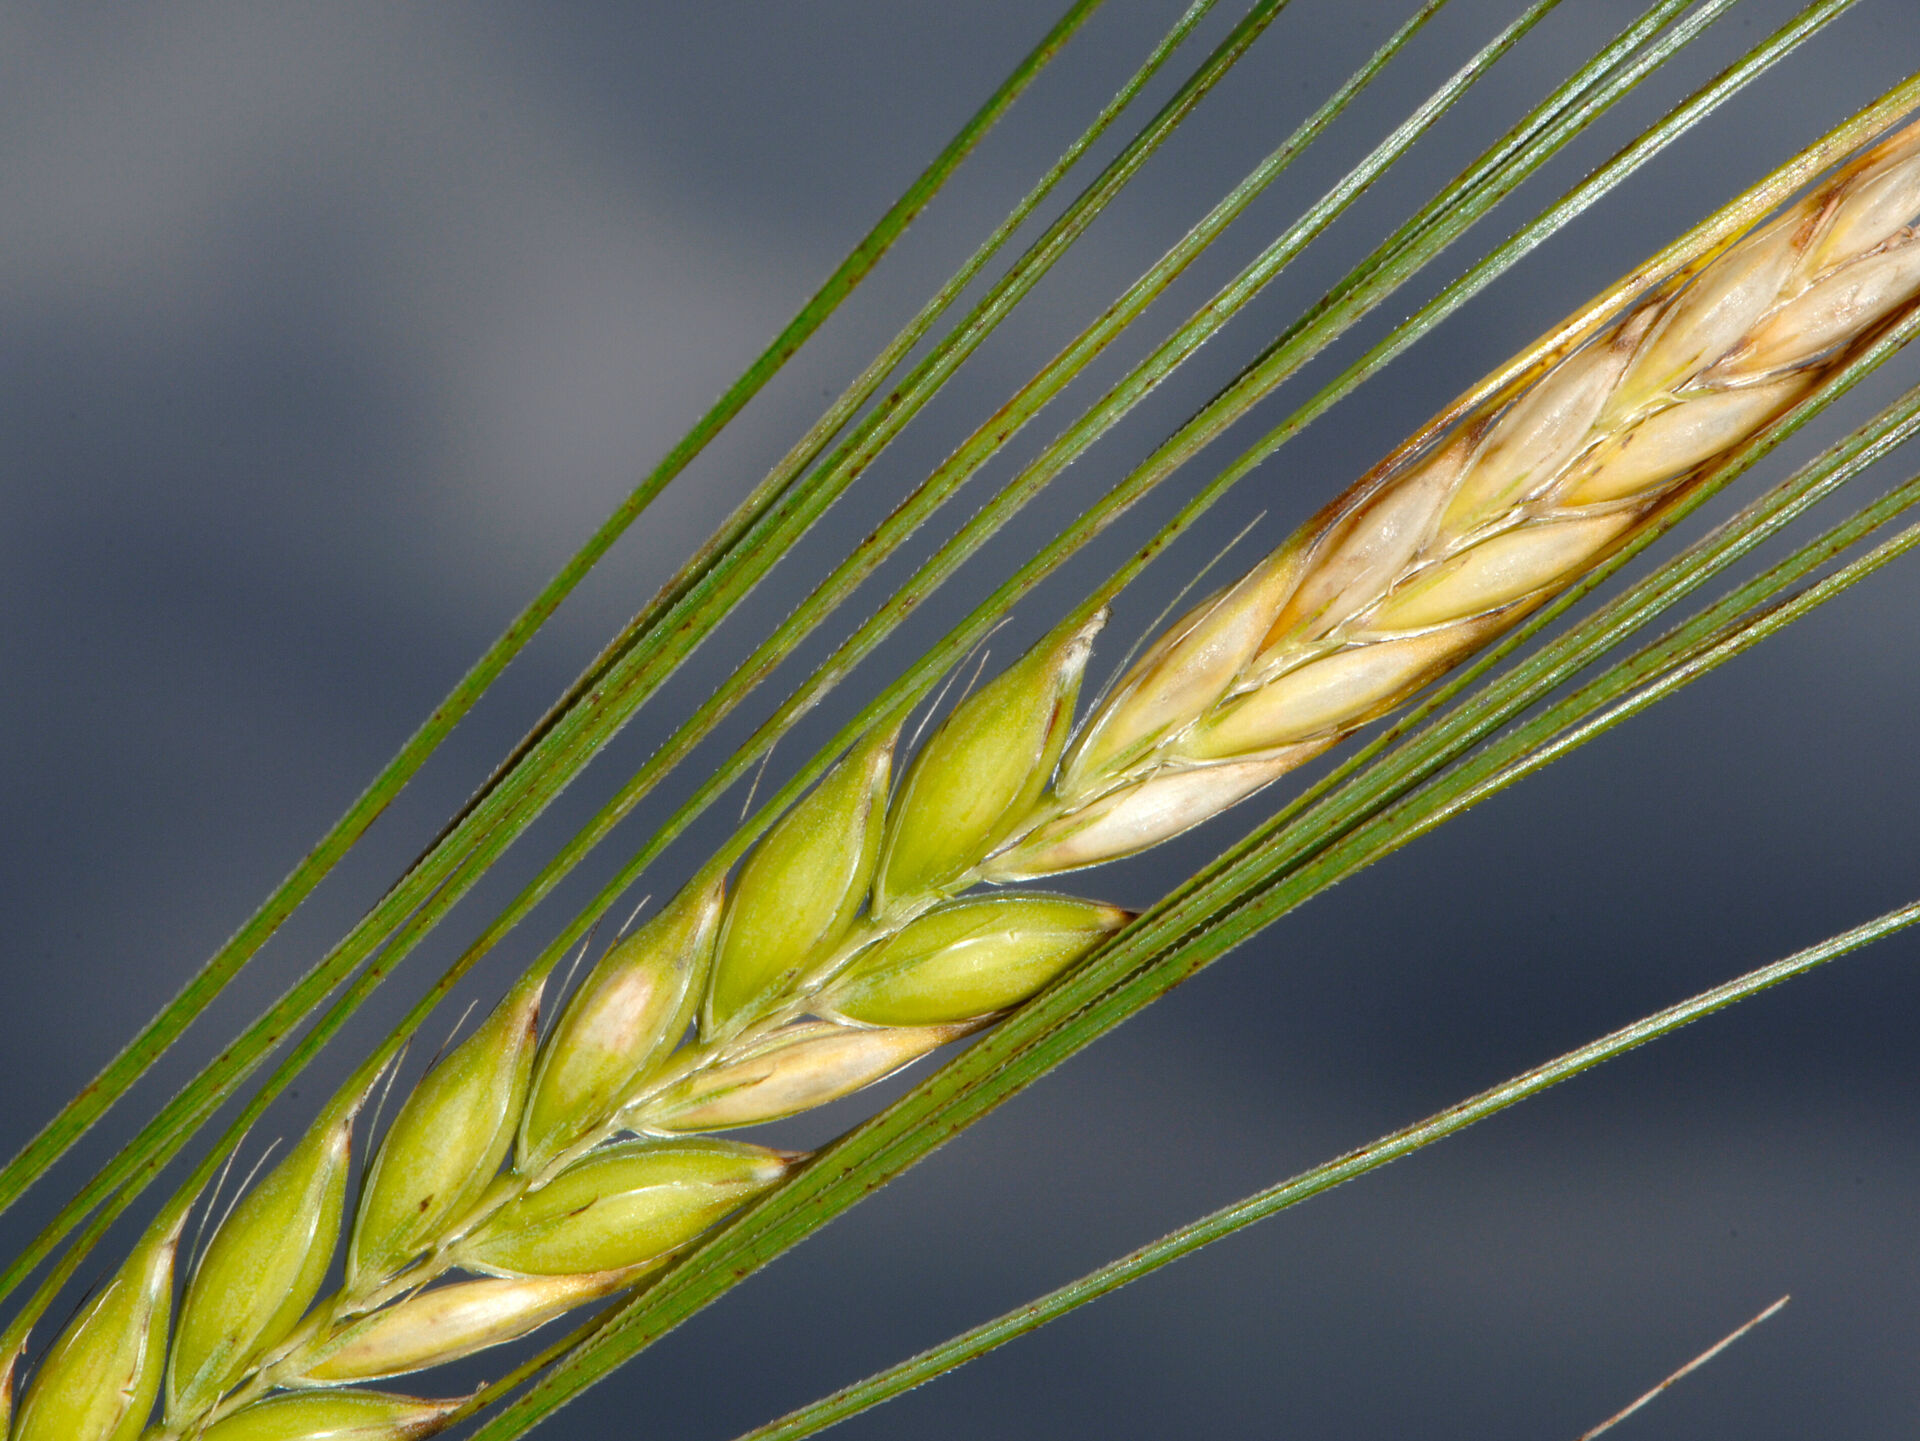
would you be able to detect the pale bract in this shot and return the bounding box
[285,1273,636,1386]
[635,1020,979,1133]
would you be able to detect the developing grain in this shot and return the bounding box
[450,1138,792,1278]
[166,1089,364,1421]
[196,1390,460,1441]
[11,1209,182,1441]
[704,730,894,1036]
[517,879,720,1171]
[285,1272,635,1386]
[349,975,542,1289]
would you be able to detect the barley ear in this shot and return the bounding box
[349,973,542,1290]
[166,1083,365,1420]
[197,1390,461,1441]
[517,875,723,1172]
[633,1019,980,1133]
[450,1138,793,1277]
[822,894,1130,1027]
[704,729,895,1037]
[10,1202,186,1441]
[873,614,1103,914]
[279,1271,637,1386]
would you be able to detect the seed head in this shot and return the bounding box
[998,117,1920,877]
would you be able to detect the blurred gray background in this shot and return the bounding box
[4,2,1920,1436]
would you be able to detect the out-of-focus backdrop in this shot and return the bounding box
[4,2,1920,1436]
